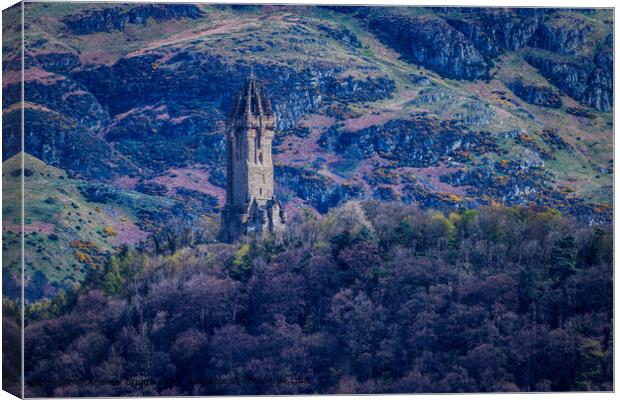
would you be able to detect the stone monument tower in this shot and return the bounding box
[219,70,287,242]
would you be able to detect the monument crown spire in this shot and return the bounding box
[231,67,273,119]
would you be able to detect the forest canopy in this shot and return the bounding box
[7,201,613,396]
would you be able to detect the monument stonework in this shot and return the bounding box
[219,71,287,242]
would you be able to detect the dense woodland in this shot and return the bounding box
[4,202,613,395]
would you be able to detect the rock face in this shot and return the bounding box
[586,50,613,111]
[508,77,563,108]
[446,8,548,57]
[319,117,497,167]
[21,108,136,180]
[65,51,395,177]
[73,55,394,132]
[363,8,551,80]
[62,4,204,34]
[530,15,592,55]
[2,68,135,179]
[350,7,612,111]
[525,51,612,111]
[276,166,365,213]
[27,52,81,74]
[368,13,489,80]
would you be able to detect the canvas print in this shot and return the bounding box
[2,1,614,397]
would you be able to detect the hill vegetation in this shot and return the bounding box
[2,4,613,225]
[1,4,613,395]
[2,4,613,301]
[12,201,612,395]
[2,153,215,301]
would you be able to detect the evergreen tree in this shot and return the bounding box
[550,235,578,281]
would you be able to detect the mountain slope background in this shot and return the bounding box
[2,152,217,300]
[2,4,614,299]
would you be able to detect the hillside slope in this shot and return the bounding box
[2,153,179,300]
[2,4,612,224]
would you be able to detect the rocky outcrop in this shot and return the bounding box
[566,107,595,119]
[440,167,496,188]
[19,108,136,180]
[409,87,456,106]
[440,163,546,206]
[104,102,222,141]
[530,15,591,55]
[444,8,549,55]
[319,117,498,167]
[316,23,361,48]
[508,77,563,108]
[444,17,502,59]
[276,166,365,213]
[401,183,473,211]
[113,131,224,176]
[524,56,588,101]
[583,49,613,112]
[270,68,394,130]
[440,164,611,224]
[73,53,394,131]
[525,50,612,111]
[368,7,611,112]
[2,71,110,130]
[63,4,204,35]
[25,52,81,74]
[2,66,134,177]
[443,9,612,112]
[69,50,393,176]
[453,101,496,126]
[367,13,489,80]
